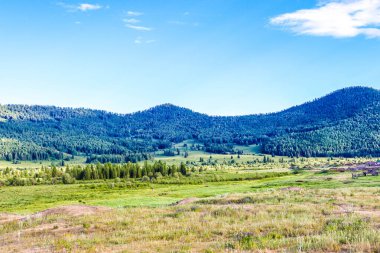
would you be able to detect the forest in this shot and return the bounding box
[0,86,379,160]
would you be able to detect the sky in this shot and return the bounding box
[0,0,380,116]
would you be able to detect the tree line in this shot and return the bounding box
[0,161,188,186]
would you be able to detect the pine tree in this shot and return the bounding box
[52,165,58,178]
[180,162,187,176]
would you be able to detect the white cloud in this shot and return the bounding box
[127,11,143,17]
[58,2,103,12]
[126,24,152,31]
[124,18,140,24]
[123,10,152,31]
[270,0,380,38]
[77,3,102,11]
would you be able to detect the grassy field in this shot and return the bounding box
[0,142,374,169]
[0,171,290,213]
[0,154,379,252]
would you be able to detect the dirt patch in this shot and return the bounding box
[281,187,302,191]
[21,221,82,235]
[334,203,380,218]
[334,203,355,214]
[355,210,380,218]
[0,205,111,224]
[0,213,24,224]
[173,198,199,206]
[26,205,110,220]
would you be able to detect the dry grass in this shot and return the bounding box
[0,187,379,252]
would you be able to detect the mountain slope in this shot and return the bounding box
[262,88,380,157]
[0,86,379,160]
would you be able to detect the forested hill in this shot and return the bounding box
[0,86,379,161]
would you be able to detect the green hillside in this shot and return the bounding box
[0,86,379,161]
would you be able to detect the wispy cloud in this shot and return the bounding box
[58,2,103,12]
[126,24,152,31]
[134,36,156,44]
[127,11,143,17]
[77,3,102,11]
[124,18,140,24]
[123,11,152,31]
[270,0,380,38]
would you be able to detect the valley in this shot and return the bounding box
[0,153,378,252]
[0,87,379,252]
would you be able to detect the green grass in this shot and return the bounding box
[234,144,261,154]
[0,154,378,215]
[0,150,377,170]
[0,180,379,252]
[1,170,378,214]
[0,158,379,252]
[0,177,278,213]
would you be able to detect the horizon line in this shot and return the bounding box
[0,86,376,117]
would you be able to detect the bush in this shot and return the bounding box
[154,172,163,179]
[62,173,75,184]
[141,176,150,182]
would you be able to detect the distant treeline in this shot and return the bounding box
[68,161,187,181]
[0,161,188,186]
[85,153,153,164]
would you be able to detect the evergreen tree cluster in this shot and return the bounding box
[67,161,187,181]
[0,161,188,186]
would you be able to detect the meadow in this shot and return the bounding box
[0,152,379,252]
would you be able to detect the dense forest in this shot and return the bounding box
[0,86,379,160]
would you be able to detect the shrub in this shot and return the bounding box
[154,172,163,179]
[141,175,150,182]
[236,232,256,250]
[62,173,75,184]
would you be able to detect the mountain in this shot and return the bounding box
[0,86,379,161]
[260,87,380,157]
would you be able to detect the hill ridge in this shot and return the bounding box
[1,86,377,118]
[0,86,378,160]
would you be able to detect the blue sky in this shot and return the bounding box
[0,0,379,115]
